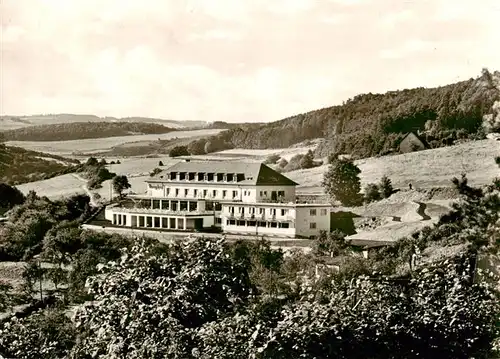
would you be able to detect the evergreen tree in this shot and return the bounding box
[379,175,394,198]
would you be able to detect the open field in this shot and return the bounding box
[287,139,500,193]
[5,129,223,157]
[16,173,86,199]
[213,145,318,161]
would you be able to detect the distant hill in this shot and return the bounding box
[1,121,178,141]
[0,144,81,185]
[205,121,263,130]
[0,114,207,130]
[203,69,500,159]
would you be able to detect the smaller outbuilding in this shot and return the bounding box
[399,132,429,153]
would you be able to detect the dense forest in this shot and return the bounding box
[0,164,499,357]
[1,122,176,141]
[200,69,500,158]
[0,144,81,185]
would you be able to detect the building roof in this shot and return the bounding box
[400,132,429,148]
[148,161,299,186]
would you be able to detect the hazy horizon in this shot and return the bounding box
[1,0,499,123]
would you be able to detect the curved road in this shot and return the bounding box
[71,173,98,207]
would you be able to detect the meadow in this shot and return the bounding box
[15,174,86,199]
[287,139,500,193]
[5,129,223,156]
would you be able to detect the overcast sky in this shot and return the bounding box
[1,0,499,122]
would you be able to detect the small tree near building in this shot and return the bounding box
[158,160,164,166]
[150,168,162,177]
[313,230,347,257]
[112,175,131,198]
[322,156,363,206]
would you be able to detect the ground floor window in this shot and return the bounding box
[215,217,222,224]
[247,220,256,227]
[258,221,266,227]
[279,222,289,228]
[269,222,277,228]
[310,222,317,229]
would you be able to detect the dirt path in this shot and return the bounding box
[414,201,432,221]
[71,173,98,207]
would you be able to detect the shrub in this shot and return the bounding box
[299,149,314,169]
[364,183,381,203]
[277,158,288,168]
[264,154,281,164]
[169,145,189,157]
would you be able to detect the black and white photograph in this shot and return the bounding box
[0,0,499,357]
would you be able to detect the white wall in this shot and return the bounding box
[106,207,215,229]
[294,206,330,237]
[146,182,296,203]
[147,182,244,201]
[223,222,296,238]
[221,203,296,221]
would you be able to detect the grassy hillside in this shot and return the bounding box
[0,114,206,130]
[203,69,500,159]
[0,144,81,185]
[286,139,500,193]
[1,121,177,141]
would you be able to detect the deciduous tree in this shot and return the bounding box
[322,157,363,206]
[112,175,131,197]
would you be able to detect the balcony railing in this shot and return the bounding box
[110,207,213,216]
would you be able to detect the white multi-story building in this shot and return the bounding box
[104,160,332,238]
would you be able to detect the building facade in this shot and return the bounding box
[104,161,332,238]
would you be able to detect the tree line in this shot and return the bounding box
[193,69,500,159]
[1,121,176,142]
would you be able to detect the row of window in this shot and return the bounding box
[226,219,291,228]
[164,188,240,199]
[310,209,328,216]
[166,172,245,182]
[227,206,289,216]
[151,187,289,200]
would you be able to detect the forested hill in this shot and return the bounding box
[205,69,500,158]
[0,144,80,185]
[1,121,177,141]
[0,114,206,130]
